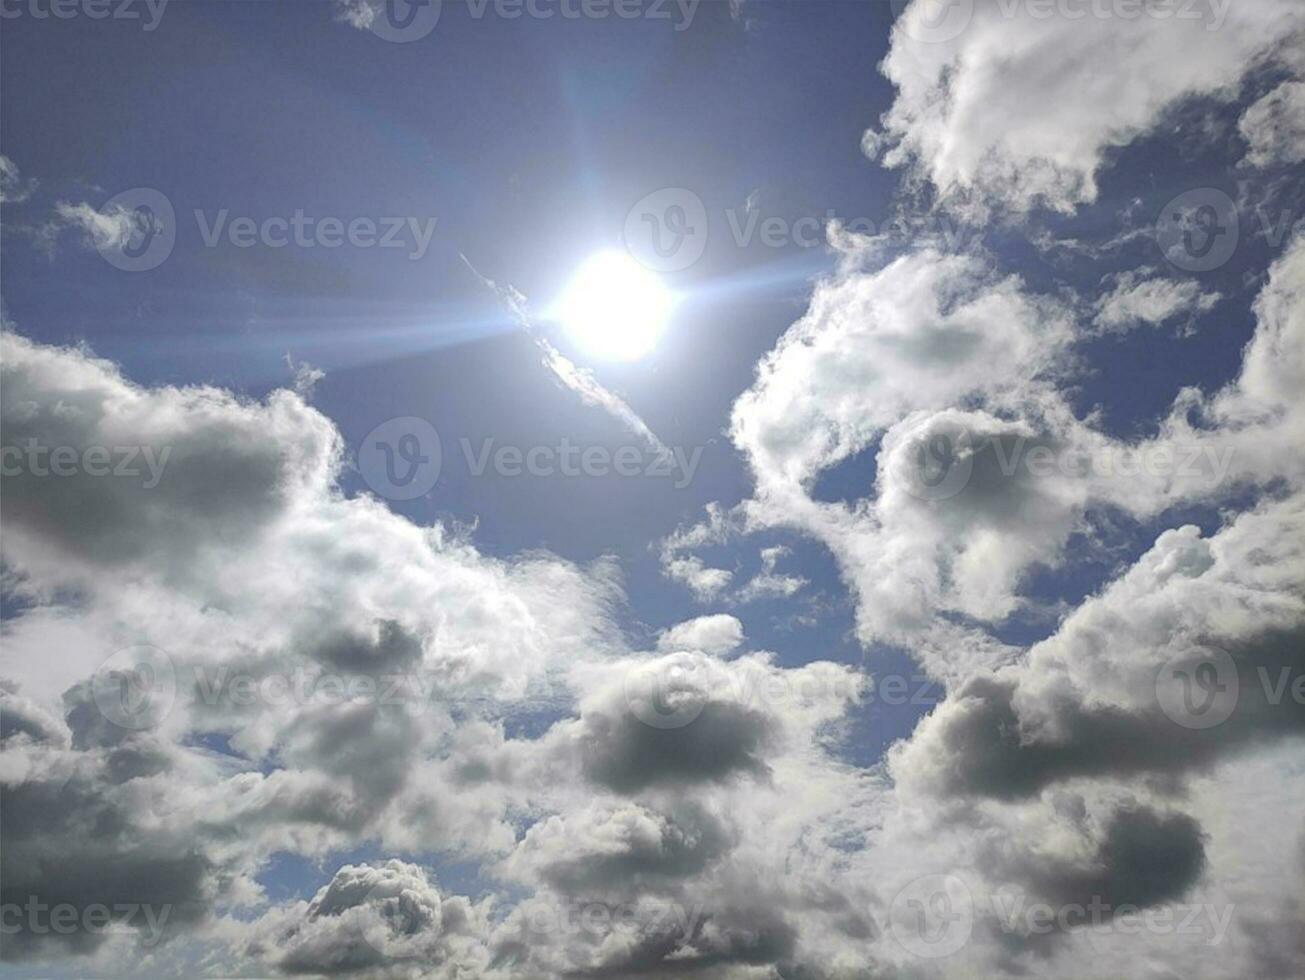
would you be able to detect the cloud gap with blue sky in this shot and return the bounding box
[1,1,1304,977]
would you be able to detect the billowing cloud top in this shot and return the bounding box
[4,3,1305,978]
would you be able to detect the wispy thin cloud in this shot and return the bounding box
[459,254,672,461]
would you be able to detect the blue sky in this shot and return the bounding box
[1,2,898,729]
[2,2,1304,978]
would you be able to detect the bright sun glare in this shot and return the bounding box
[555,250,673,361]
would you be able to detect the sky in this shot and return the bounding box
[0,0,1303,978]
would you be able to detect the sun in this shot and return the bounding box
[554,251,674,361]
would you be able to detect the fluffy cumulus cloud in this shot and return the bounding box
[657,615,745,657]
[894,496,1305,806]
[7,7,1305,977]
[0,328,611,962]
[243,860,493,977]
[872,0,1305,213]
[7,216,1304,980]
[660,36,1304,963]
[731,246,1075,494]
[0,328,880,977]
[872,492,1305,978]
[717,231,1305,654]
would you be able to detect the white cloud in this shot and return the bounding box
[332,0,379,30]
[876,0,1305,213]
[0,329,889,977]
[734,545,807,604]
[1094,270,1222,332]
[727,233,1305,651]
[657,614,744,657]
[0,328,634,968]
[656,502,739,601]
[7,16,1305,975]
[1240,79,1305,168]
[0,154,36,205]
[731,247,1074,495]
[49,200,142,253]
[244,860,493,978]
